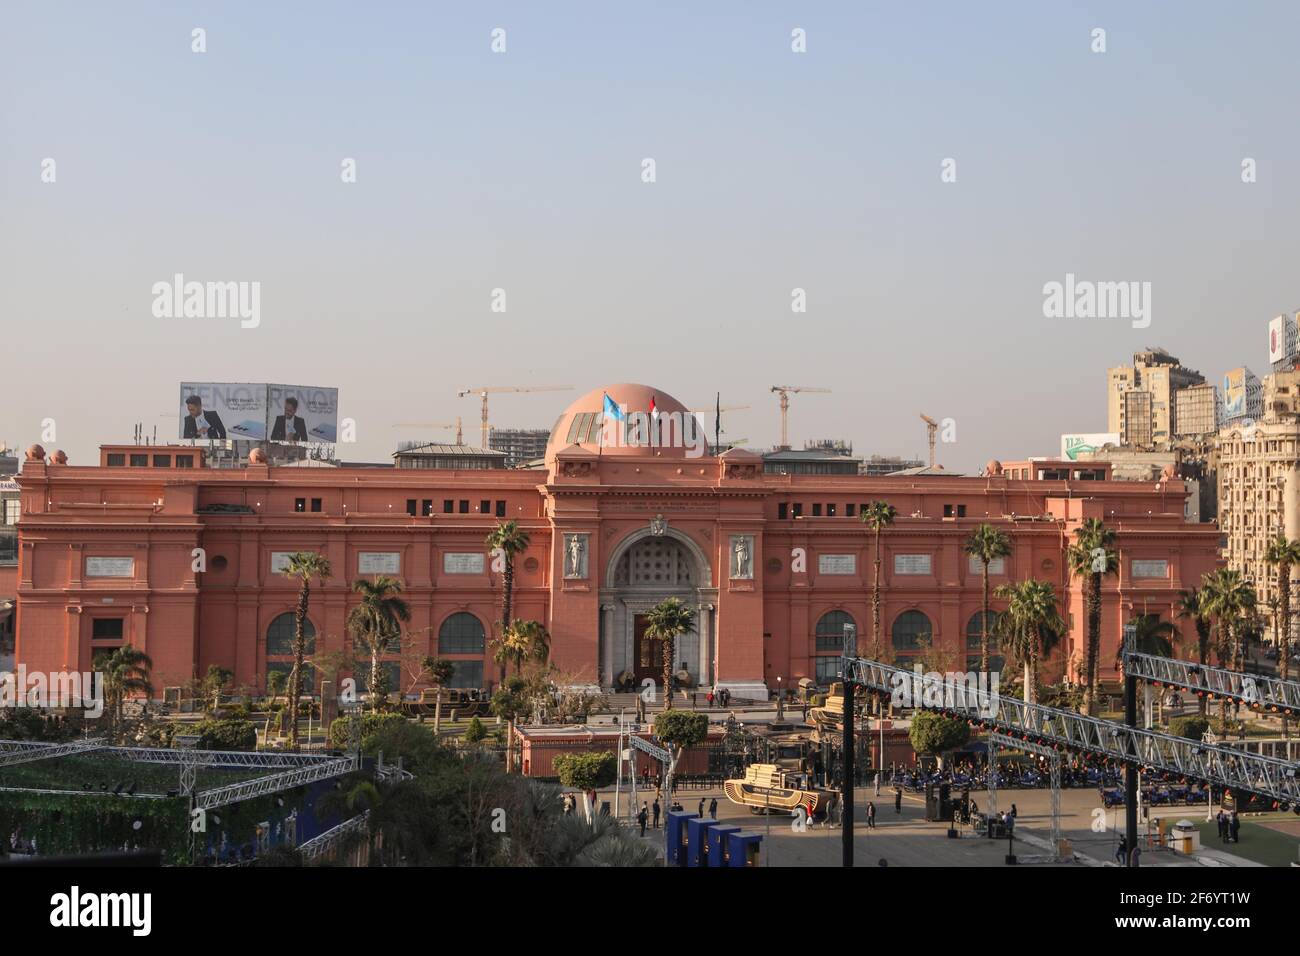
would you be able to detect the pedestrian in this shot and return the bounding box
[1129,844,1142,867]
[707,691,715,709]
[638,802,649,837]
[1230,811,1241,844]
[894,787,902,814]
[1115,836,1127,866]
[709,797,718,820]
[1009,803,1017,820]
[867,801,876,829]
[1216,810,1227,842]
[652,798,661,829]
[698,797,705,818]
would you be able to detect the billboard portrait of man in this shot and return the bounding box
[270,397,307,442]
[183,394,227,440]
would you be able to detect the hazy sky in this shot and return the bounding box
[1,1,1291,470]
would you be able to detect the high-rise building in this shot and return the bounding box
[489,428,551,468]
[1174,382,1222,438]
[1221,366,1263,424]
[1107,349,1207,447]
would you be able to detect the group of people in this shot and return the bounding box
[7,828,36,855]
[1215,809,1242,844]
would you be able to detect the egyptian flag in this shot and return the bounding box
[649,395,659,446]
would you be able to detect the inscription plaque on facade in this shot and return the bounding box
[968,555,1006,575]
[358,551,401,574]
[894,554,932,575]
[443,552,486,574]
[818,554,856,575]
[1131,559,1169,578]
[86,557,134,577]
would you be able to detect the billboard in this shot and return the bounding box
[1269,314,1288,365]
[179,383,268,441]
[267,384,339,443]
[1061,433,1120,461]
[1223,368,1246,419]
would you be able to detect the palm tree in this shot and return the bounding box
[964,524,1012,674]
[994,579,1065,705]
[860,501,898,659]
[347,575,411,713]
[486,520,531,684]
[1118,614,1179,723]
[1066,518,1118,716]
[1264,535,1300,738]
[643,598,695,710]
[492,619,551,676]
[1203,568,1258,732]
[93,646,154,740]
[280,552,332,749]
[1176,588,1212,715]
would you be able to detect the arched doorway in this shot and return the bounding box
[600,529,716,691]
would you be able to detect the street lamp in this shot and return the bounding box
[776,677,784,721]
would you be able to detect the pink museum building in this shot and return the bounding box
[10,384,1221,698]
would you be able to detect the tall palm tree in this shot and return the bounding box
[1176,588,1212,715]
[994,579,1065,705]
[486,520,531,684]
[860,501,898,659]
[1118,614,1179,723]
[643,598,695,710]
[1066,517,1118,716]
[964,523,1012,674]
[1264,535,1300,738]
[93,646,154,740]
[280,552,332,749]
[1203,568,1258,732]
[492,618,551,676]
[347,575,411,712]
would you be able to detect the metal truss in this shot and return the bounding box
[989,731,1061,850]
[843,657,1300,805]
[629,735,671,764]
[1123,650,1300,714]
[298,812,370,863]
[194,754,358,810]
[114,747,339,770]
[0,737,105,767]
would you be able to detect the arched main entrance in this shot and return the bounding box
[599,529,716,691]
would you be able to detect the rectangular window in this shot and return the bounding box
[295,498,307,513]
[826,503,836,517]
[406,499,417,516]
[176,455,193,468]
[152,455,171,467]
[480,500,490,514]
[4,500,19,524]
[130,454,148,467]
[459,500,469,514]
[449,660,485,689]
[443,500,454,514]
[957,505,967,518]
[812,504,822,517]
[815,657,841,682]
[777,503,788,520]
[311,498,322,513]
[421,499,433,516]
[107,454,125,467]
[846,503,855,518]
[91,618,124,641]
[943,504,954,517]
[793,503,803,518]
[495,500,506,518]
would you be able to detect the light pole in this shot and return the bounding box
[841,623,856,868]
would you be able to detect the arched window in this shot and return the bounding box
[891,610,931,658]
[965,611,1004,672]
[439,613,486,655]
[815,610,856,652]
[267,612,315,656]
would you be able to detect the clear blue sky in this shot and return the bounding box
[1,1,1293,468]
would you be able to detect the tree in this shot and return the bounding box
[994,579,1064,705]
[279,552,332,749]
[964,524,1012,674]
[199,665,233,714]
[93,646,154,740]
[1066,518,1118,716]
[422,656,456,734]
[653,708,708,793]
[861,500,898,659]
[1202,568,1258,731]
[1176,588,1213,716]
[1265,535,1300,737]
[554,751,618,823]
[346,575,411,713]
[491,674,542,773]
[908,710,970,769]
[464,716,487,743]
[486,520,531,683]
[265,669,287,711]
[491,619,551,677]
[643,598,695,710]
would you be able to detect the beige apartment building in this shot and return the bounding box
[1217,369,1300,644]
[1108,349,1207,447]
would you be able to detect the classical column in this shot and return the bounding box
[697,603,714,687]
[600,604,615,689]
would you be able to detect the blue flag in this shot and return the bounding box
[602,393,626,421]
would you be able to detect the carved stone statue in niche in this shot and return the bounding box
[730,535,753,579]
[564,533,588,579]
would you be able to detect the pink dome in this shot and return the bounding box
[984,459,1003,476]
[546,384,697,461]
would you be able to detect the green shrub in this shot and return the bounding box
[554,751,617,790]
[1169,715,1210,740]
[328,712,405,748]
[193,718,257,751]
[464,716,487,743]
[908,710,970,760]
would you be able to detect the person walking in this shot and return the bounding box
[708,797,718,820]
[652,797,661,829]
[698,797,705,818]
[1216,810,1227,842]
[637,802,649,837]
[1115,835,1127,866]
[867,801,876,829]
[894,786,902,814]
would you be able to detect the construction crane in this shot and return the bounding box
[920,414,938,469]
[769,386,830,449]
[392,419,464,444]
[456,386,572,448]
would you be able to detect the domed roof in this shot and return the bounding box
[546,384,699,461]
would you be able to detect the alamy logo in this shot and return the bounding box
[49,886,151,936]
[890,665,999,718]
[1042,273,1151,329]
[151,273,261,328]
[599,405,709,458]
[0,667,103,718]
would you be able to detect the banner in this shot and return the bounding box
[266,384,340,443]
[178,383,267,441]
